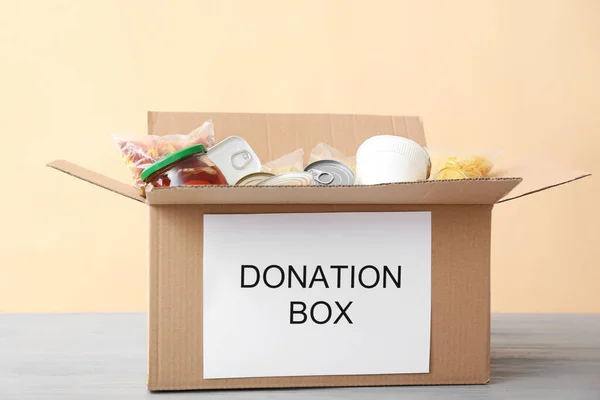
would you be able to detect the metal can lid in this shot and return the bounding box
[304,160,355,185]
[258,172,314,186]
[235,172,275,186]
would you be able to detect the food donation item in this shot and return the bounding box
[309,143,356,174]
[206,136,261,184]
[113,120,216,190]
[433,156,494,180]
[140,144,227,190]
[304,160,355,185]
[355,135,431,185]
[258,172,314,186]
[235,172,275,186]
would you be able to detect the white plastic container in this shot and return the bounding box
[206,136,262,185]
[356,135,431,185]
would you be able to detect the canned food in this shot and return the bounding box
[206,136,262,184]
[258,172,314,186]
[304,160,355,185]
[235,172,275,186]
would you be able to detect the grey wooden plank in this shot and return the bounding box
[0,313,599,399]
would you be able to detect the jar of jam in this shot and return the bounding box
[141,144,228,189]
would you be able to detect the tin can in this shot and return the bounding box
[304,160,355,185]
[258,172,314,186]
[235,172,275,186]
[206,136,262,185]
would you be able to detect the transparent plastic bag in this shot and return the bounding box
[261,149,305,175]
[112,120,216,190]
[425,147,502,180]
[308,143,356,173]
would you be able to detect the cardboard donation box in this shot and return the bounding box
[48,112,589,391]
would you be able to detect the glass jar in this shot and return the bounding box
[141,144,228,189]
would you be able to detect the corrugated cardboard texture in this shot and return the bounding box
[145,178,521,205]
[148,204,492,391]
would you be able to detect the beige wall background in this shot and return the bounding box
[1,0,598,313]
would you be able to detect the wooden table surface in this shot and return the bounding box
[1,313,599,399]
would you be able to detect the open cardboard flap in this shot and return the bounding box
[46,158,522,205]
[46,159,590,206]
[492,161,590,203]
[47,160,145,203]
[47,112,589,206]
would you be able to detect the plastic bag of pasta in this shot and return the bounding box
[426,147,502,180]
[112,120,216,191]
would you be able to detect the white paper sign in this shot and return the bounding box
[203,212,431,379]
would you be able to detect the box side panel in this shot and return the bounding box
[148,205,205,390]
[145,178,521,206]
[147,206,160,389]
[148,204,491,391]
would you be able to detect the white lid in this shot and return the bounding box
[356,135,431,167]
